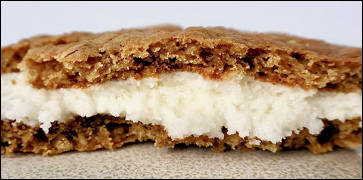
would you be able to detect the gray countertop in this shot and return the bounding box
[1,143,362,179]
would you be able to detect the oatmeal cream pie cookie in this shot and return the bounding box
[1,25,362,155]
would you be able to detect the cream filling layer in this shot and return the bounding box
[1,72,362,143]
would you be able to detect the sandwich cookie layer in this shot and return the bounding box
[1,72,361,143]
[2,26,361,92]
[1,116,361,155]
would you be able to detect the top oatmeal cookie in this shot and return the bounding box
[1,25,361,91]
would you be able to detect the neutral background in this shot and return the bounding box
[1,2,362,178]
[1,1,362,47]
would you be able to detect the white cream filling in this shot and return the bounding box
[1,72,362,143]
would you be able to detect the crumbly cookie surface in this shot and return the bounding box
[1,115,361,155]
[1,25,361,91]
[1,32,94,73]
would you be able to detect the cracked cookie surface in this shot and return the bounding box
[1,25,361,91]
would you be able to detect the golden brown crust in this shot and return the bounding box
[1,115,361,155]
[1,25,361,92]
[1,32,94,73]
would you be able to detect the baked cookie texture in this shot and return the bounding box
[1,32,93,73]
[1,25,362,155]
[1,116,361,156]
[1,25,361,91]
